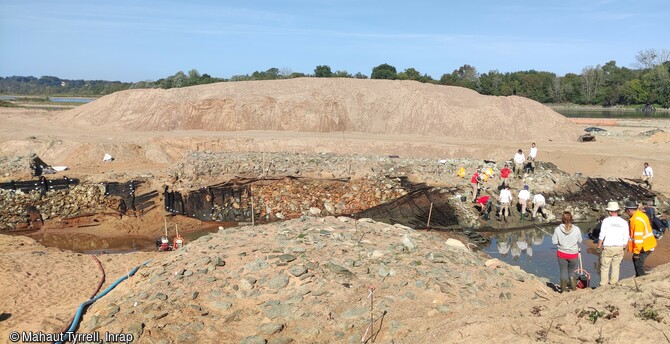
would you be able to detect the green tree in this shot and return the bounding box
[441,64,478,90]
[397,68,421,81]
[581,65,605,104]
[371,63,397,79]
[314,65,333,77]
[641,64,670,107]
[334,70,352,78]
[478,70,504,95]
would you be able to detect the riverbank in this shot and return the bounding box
[548,103,670,113]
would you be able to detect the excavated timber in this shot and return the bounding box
[355,186,460,228]
[563,178,656,204]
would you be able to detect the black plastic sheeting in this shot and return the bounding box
[104,181,157,214]
[0,176,79,194]
[164,180,256,222]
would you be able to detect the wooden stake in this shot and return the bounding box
[427,202,434,228]
[251,187,255,226]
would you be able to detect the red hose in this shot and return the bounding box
[58,255,106,334]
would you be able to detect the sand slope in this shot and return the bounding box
[62,78,580,141]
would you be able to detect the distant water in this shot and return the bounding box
[49,97,95,103]
[483,224,635,287]
[555,108,670,119]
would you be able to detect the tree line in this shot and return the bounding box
[1,48,668,108]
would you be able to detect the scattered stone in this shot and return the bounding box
[445,238,467,250]
[288,265,307,277]
[268,274,289,289]
[257,323,285,335]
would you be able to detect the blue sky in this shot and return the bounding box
[1,0,668,82]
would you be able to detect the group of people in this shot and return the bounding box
[512,142,537,177]
[552,200,659,292]
[470,143,538,203]
[497,184,545,222]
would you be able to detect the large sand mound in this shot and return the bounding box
[63,78,579,141]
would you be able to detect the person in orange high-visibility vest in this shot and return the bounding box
[624,201,657,277]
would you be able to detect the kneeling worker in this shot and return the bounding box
[532,193,546,220]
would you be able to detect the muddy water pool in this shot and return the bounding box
[483,222,635,287]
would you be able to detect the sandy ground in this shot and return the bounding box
[1,107,669,194]
[1,81,669,343]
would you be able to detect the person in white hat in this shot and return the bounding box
[596,201,630,286]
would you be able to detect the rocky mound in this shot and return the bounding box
[62,78,580,141]
[76,216,544,343]
[4,217,670,343]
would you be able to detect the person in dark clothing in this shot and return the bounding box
[588,216,606,243]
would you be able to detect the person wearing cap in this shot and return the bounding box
[498,184,513,222]
[596,201,630,286]
[624,200,657,277]
[513,149,525,178]
[641,162,653,190]
[517,185,531,220]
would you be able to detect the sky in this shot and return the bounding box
[1,0,669,82]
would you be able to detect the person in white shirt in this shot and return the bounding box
[517,185,531,220]
[596,201,630,286]
[532,193,546,220]
[498,185,513,222]
[529,142,538,161]
[513,149,525,178]
[527,142,538,174]
[642,162,653,190]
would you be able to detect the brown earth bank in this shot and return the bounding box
[1,79,670,343]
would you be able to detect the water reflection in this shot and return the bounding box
[485,224,635,286]
[28,232,154,254]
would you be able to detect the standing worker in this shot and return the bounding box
[529,142,537,162]
[641,162,653,190]
[527,142,538,174]
[596,201,629,287]
[552,211,582,292]
[625,200,657,277]
[513,149,525,178]
[500,164,512,188]
[470,168,482,203]
[499,185,513,222]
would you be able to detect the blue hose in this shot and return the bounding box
[55,260,151,344]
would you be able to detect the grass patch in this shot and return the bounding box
[0,100,17,107]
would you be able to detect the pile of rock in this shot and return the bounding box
[0,184,112,230]
[249,177,408,220]
[169,151,478,187]
[81,216,545,343]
